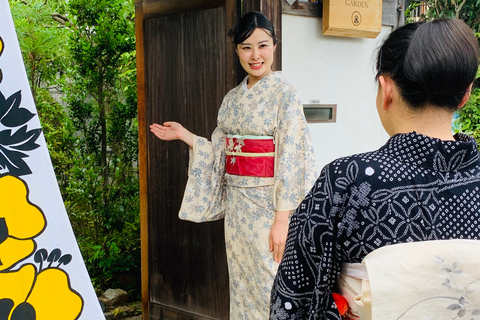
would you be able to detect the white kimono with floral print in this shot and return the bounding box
[179,72,317,320]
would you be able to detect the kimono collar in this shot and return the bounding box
[242,76,249,93]
[240,71,283,91]
[380,132,480,172]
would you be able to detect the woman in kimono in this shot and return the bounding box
[270,19,480,319]
[150,11,317,320]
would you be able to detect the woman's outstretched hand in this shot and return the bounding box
[150,122,194,147]
[150,122,184,141]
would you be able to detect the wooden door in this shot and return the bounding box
[135,1,280,319]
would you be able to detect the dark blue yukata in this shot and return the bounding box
[270,132,480,320]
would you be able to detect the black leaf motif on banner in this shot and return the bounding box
[0,91,35,127]
[34,248,73,270]
[0,218,7,245]
[0,299,14,320]
[0,90,41,177]
[10,302,36,320]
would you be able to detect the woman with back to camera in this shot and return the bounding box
[150,11,317,319]
[270,19,480,319]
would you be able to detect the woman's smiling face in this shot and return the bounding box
[236,28,276,88]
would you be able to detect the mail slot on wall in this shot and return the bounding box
[303,104,337,123]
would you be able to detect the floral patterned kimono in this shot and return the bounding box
[179,72,317,319]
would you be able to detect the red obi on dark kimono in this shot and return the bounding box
[225,135,275,177]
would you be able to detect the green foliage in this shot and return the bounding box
[9,0,69,100]
[62,0,140,297]
[10,0,140,298]
[454,64,480,147]
[35,88,75,188]
[404,1,426,23]
[429,0,480,31]
[406,0,480,31]
[65,154,140,296]
[453,31,480,149]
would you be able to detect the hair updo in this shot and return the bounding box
[376,19,479,111]
[233,11,278,46]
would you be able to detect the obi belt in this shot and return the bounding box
[225,135,275,177]
[336,240,480,320]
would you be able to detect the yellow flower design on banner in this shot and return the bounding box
[0,262,83,320]
[0,30,84,319]
[0,36,3,83]
[0,175,46,271]
[0,36,3,54]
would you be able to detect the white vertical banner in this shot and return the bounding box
[0,1,105,319]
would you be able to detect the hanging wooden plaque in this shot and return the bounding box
[322,0,383,38]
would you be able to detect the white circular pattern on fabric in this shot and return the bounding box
[285,302,292,310]
[365,167,375,176]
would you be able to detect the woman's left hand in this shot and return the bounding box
[269,211,291,263]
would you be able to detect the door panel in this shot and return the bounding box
[143,7,232,320]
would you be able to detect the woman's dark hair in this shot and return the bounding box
[233,11,277,46]
[376,19,479,111]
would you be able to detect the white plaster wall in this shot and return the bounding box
[282,14,392,171]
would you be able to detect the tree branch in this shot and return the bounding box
[455,0,467,18]
[434,0,441,16]
[52,13,68,25]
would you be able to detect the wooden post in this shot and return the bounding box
[134,1,149,319]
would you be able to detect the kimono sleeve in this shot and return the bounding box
[273,85,317,212]
[178,127,227,222]
[270,165,343,320]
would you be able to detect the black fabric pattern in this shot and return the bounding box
[270,132,480,320]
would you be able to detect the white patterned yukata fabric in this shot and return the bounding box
[179,72,317,319]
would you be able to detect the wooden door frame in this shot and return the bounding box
[134,2,147,318]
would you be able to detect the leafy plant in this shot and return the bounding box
[9,0,140,298]
[9,0,69,100]
[454,64,480,148]
[406,0,480,31]
[427,0,480,31]
[35,88,75,189]
[62,0,140,297]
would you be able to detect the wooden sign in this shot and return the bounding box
[322,0,383,38]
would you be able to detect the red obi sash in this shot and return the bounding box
[225,135,275,177]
